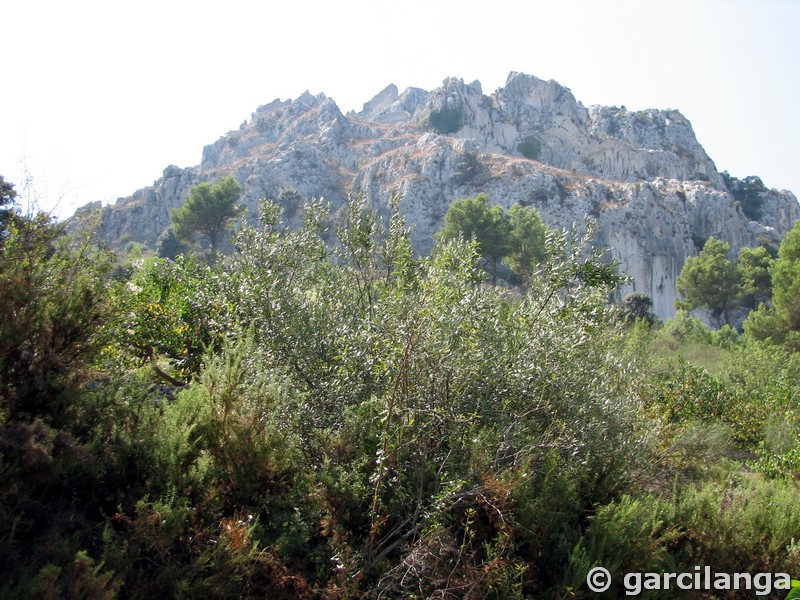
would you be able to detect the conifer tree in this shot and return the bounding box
[171,176,243,257]
[676,236,740,327]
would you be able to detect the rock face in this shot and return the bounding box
[80,71,799,321]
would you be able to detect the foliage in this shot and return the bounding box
[0,174,16,242]
[453,149,483,184]
[722,171,767,221]
[626,309,800,474]
[0,207,115,597]
[107,254,230,384]
[675,237,740,327]
[156,226,187,260]
[0,174,15,206]
[428,106,463,134]
[435,194,569,288]
[673,222,800,345]
[571,467,800,598]
[171,175,243,257]
[3,178,800,598]
[206,195,641,595]
[737,244,773,309]
[772,220,800,330]
[504,202,549,280]
[0,212,112,426]
[621,292,657,325]
[743,220,800,350]
[277,188,303,219]
[516,135,542,160]
[436,193,512,282]
[743,304,800,351]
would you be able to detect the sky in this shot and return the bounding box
[2,0,799,220]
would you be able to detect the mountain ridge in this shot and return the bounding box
[76,71,799,320]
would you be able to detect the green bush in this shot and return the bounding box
[0,214,112,426]
[517,135,542,160]
[572,468,800,597]
[722,172,766,221]
[429,106,463,134]
[107,254,231,384]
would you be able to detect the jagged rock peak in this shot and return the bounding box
[357,84,429,124]
[78,71,799,324]
[254,98,291,115]
[361,84,399,114]
[253,91,339,120]
[295,90,328,108]
[502,71,579,105]
[431,76,485,106]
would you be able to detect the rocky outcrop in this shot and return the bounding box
[78,72,799,320]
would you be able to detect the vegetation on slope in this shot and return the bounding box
[1,178,799,598]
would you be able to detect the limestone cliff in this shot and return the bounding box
[78,72,799,320]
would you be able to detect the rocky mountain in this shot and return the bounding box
[78,71,799,320]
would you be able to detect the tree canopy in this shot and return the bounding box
[436,193,512,281]
[771,220,800,331]
[676,236,740,326]
[0,175,15,207]
[504,202,549,280]
[436,194,557,284]
[621,291,657,325]
[736,245,773,310]
[0,174,17,242]
[171,175,242,256]
[675,233,793,330]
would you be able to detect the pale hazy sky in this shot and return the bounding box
[2,0,798,219]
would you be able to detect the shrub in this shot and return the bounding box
[107,255,231,384]
[572,468,800,596]
[517,135,542,160]
[429,106,463,134]
[621,292,657,325]
[722,172,766,221]
[0,213,112,426]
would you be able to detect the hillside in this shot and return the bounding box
[6,88,800,597]
[79,71,799,320]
